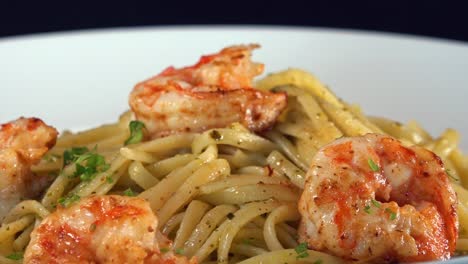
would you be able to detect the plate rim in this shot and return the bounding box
[1,25,467,263]
[1,24,468,49]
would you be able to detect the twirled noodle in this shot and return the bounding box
[12,224,34,253]
[266,150,305,188]
[139,145,218,212]
[199,185,300,205]
[236,249,342,264]
[199,174,287,194]
[146,153,197,179]
[1,68,467,263]
[173,200,212,250]
[2,201,49,224]
[192,128,277,155]
[0,216,34,252]
[229,243,269,258]
[265,130,309,171]
[235,166,268,176]
[120,147,158,163]
[128,161,159,189]
[183,205,238,257]
[162,212,185,236]
[157,159,230,225]
[263,203,300,251]
[199,200,280,263]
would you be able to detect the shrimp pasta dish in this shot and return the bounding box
[1,44,468,264]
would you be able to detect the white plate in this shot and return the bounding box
[1,26,468,263]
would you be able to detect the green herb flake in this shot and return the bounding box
[313,260,323,264]
[364,205,371,214]
[446,169,459,181]
[125,120,146,145]
[101,164,110,172]
[63,147,89,167]
[82,153,105,167]
[58,194,81,207]
[65,147,109,183]
[89,223,97,232]
[368,158,380,172]
[371,199,381,208]
[294,242,309,259]
[175,248,184,255]
[75,163,96,181]
[106,175,114,183]
[123,188,136,197]
[160,248,170,253]
[6,252,23,260]
[74,152,93,164]
[385,208,397,220]
[209,130,222,141]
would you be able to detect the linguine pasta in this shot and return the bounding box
[0,69,467,263]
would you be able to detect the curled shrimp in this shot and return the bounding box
[0,117,58,220]
[298,133,458,262]
[24,195,195,264]
[129,44,287,138]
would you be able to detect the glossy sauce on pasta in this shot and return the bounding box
[0,54,467,263]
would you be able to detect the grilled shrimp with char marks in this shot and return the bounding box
[129,44,287,138]
[0,117,58,220]
[298,133,458,262]
[25,195,195,264]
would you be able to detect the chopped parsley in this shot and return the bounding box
[160,248,170,253]
[106,175,114,183]
[385,208,397,220]
[63,147,89,167]
[364,199,381,214]
[63,147,109,182]
[125,121,146,145]
[6,252,23,260]
[364,205,371,214]
[58,194,81,207]
[446,169,458,181]
[371,199,381,208]
[367,158,380,172]
[313,260,323,264]
[123,188,136,197]
[175,248,184,255]
[295,242,309,259]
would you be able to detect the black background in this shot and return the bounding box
[1,1,468,42]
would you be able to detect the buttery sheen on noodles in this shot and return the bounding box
[0,45,467,264]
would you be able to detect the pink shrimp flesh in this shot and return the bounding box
[298,133,458,262]
[129,44,287,138]
[24,195,196,264]
[0,117,58,220]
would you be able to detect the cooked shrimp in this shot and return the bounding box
[24,195,195,264]
[0,117,58,220]
[298,133,458,262]
[129,44,287,138]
